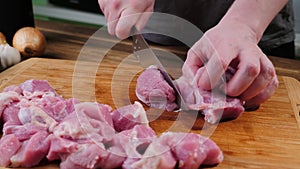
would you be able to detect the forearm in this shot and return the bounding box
[219,0,288,42]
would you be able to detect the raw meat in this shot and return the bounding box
[10,131,50,167]
[136,65,178,111]
[111,101,149,132]
[0,134,21,167]
[127,132,223,169]
[136,66,245,123]
[0,79,223,168]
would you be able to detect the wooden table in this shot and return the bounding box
[1,19,300,169]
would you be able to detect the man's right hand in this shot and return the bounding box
[98,0,155,39]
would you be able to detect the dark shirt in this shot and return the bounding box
[144,0,295,52]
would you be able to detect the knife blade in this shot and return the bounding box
[131,28,188,111]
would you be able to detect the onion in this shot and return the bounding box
[0,32,6,44]
[12,27,47,57]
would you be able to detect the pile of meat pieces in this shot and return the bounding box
[0,79,223,169]
[136,66,245,124]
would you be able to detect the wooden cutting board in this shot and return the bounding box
[1,57,300,169]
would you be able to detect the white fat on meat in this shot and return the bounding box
[0,91,20,119]
[18,106,58,132]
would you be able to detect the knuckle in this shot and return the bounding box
[187,49,196,58]
[129,0,141,8]
[130,0,152,10]
[246,63,260,77]
[111,0,121,9]
[263,65,276,80]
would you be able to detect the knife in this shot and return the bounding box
[131,27,188,111]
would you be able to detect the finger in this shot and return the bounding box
[116,9,142,39]
[226,49,261,97]
[98,0,105,13]
[182,46,206,82]
[135,11,153,32]
[107,12,121,36]
[197,51,233,90]
[239,54,275,101]
[106,0,122,36]
[244,75,279,110]
[182,38,210,82]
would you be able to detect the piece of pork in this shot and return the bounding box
[128,132,223,169]
[46,134,79,161]
[110,125,156,158]
[136,65,178,111]
[2,102,21,127]
[126,140,177,169]
[111,101,149,132]
[19,79,58,95]
[18,106,58,132]
[175,76,244,123]
[0,134,21,167]
[0,91,20,121]
[10,131,50,168]
[3,123,47,141]
[160,132,223,168]
[53,102,115,143]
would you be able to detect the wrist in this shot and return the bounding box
[219,0,288,43]
[216,19,260,44]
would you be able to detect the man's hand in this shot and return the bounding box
[98,0,154,39]
[182,21,278,109]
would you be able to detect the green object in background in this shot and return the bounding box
[32,0,47,6]
[32,0,101,28]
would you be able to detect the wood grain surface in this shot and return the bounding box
[0,57,300,169]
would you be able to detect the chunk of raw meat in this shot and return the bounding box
[160,132,223,168]
[175,76,244,123]
[10,131,50,167]
[110,125,156,158]
[60,143,125,169]
[2,103,21,126]
[125,139,177,169]
[136,66,178,111]
[0,134,21,167]
[3,123,47,141]
[53,102,115,143]
[128,132,223,169]
[59,143,106,169]
[0,91,20,120]
[136,66,244,123]
[111,101,149,132]
[19,79,57,94]
[46,134,79,161]
[18,106,58,131]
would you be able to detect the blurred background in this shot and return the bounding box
[32,0,300,59]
